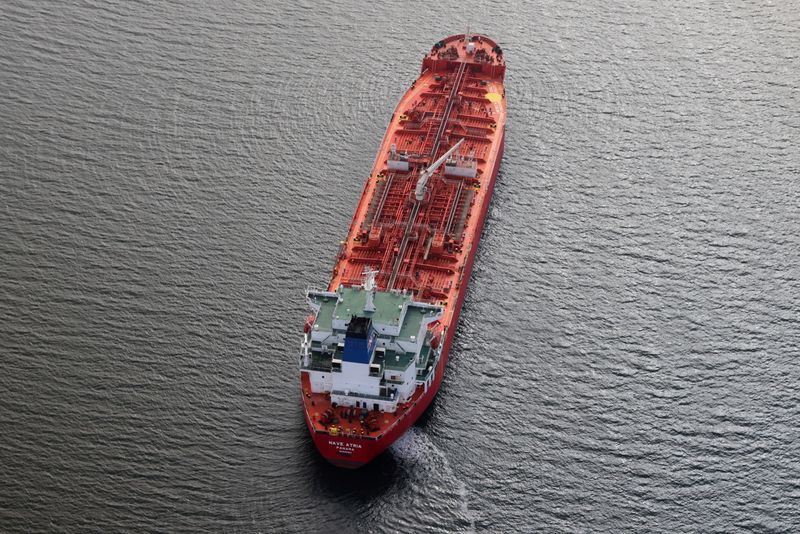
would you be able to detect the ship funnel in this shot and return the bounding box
[343,316,376,364]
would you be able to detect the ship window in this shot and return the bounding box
[356,401,360,408]
[373,403,379,411]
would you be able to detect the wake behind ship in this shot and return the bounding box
[299,34,507,468]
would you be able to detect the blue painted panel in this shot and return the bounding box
[342,329,376,363]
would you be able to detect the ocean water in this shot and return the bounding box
[2,0,799,532]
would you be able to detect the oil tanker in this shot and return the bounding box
[299,34,506,467]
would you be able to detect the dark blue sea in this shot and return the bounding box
[2,0,799,532]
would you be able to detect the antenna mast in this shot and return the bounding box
[363,267,378,312]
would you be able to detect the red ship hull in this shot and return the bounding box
[301,34,506,467]
[306,132,504,468]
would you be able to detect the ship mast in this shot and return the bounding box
[363,267,378,312]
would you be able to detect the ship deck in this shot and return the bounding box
[327,34,507,333]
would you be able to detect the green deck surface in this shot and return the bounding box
[398,307,426,340]
[331,287,410,326]
[382,348,417,371]
[310,296,337,332]
[311,286,430,340]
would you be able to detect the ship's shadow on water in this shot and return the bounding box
[300,394,442,496]
[302,436,400,500]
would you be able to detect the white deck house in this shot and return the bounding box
[300,280,442,413]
